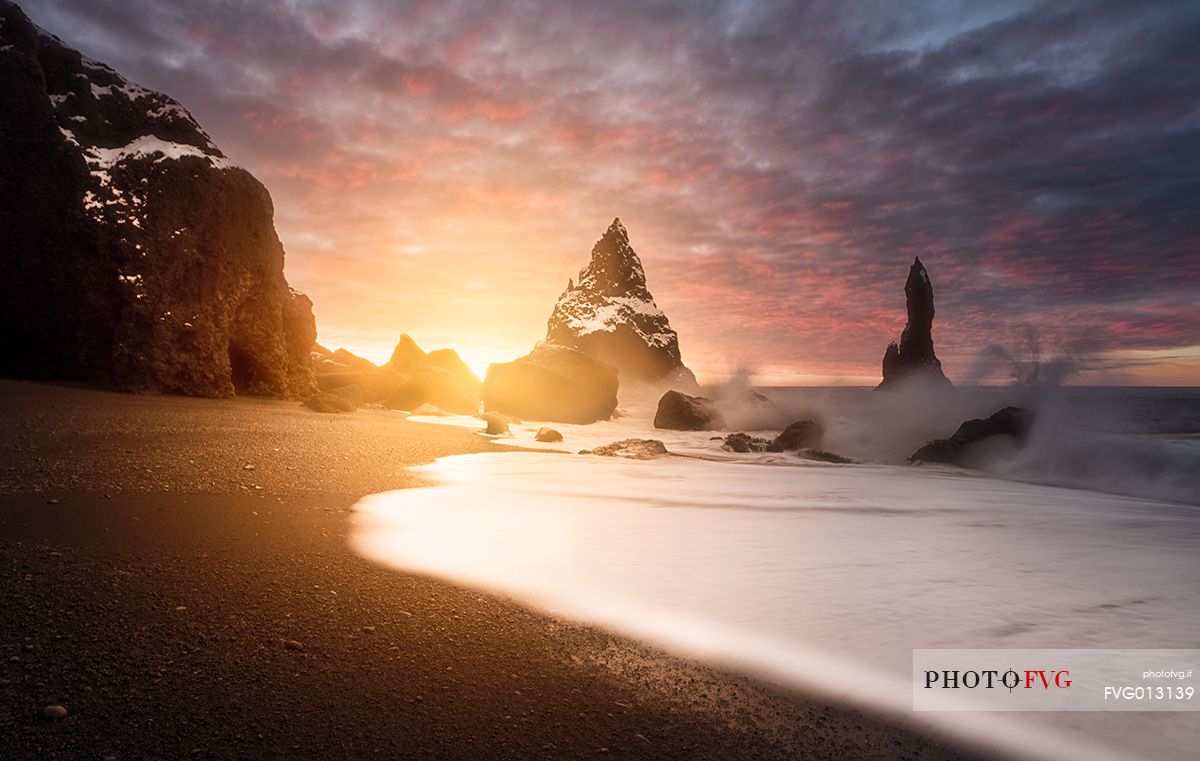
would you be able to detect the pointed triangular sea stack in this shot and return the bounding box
[544,218,697,389]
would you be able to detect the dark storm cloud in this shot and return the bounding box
[21,0,1200,380]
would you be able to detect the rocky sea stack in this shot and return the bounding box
[544,218,696,389]
[0,2,314,397]
[877,257,951,390]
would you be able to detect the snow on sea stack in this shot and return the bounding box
[877,257,952,390]
[0,3,315,397]
[544,218,697,390]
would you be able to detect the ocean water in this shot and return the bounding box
[352,387,1200,761]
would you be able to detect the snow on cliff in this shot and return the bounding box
[544,219,696,387]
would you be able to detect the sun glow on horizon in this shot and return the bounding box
[21,1,1198,388]
[318,326,890,387]
[317,329,530,380]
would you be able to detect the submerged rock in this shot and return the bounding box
[544,218,697,390]
[653,390,725,431]
[909,406,1032,465]
[877,257,952,390]
[741,390,776,409]
[303,392,356,414]
[589,439,669,459]
[796,449,855,464]
[721,433,771,453]
[411,403,450,416]
[482,344,618,424]
[0,5,314,398]
[534,427,563,442]
[767,420,824,452]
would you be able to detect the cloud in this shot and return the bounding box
[23,0,1200,382]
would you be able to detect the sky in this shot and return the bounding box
[26,0,1200,384]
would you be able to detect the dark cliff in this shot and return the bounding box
[0,2,314,397]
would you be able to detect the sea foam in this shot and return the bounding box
[352,450,1200,761]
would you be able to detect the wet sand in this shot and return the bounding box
[0,380,988,760]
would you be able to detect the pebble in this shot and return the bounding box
[41,704,68,719]
[283,640,304,652]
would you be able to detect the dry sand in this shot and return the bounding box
[0,380,988,760]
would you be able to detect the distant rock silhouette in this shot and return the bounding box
[0,3,314,397]
[909,407,1032,465]
[482,344,618,424]
[315,349,394,402]
[653,390,725,431]
[384,339,480,414]
[332,348,378,372]
[545,218,697,390]
[877,257,952,390]
[314,334,480,414]
[387,334,427,374]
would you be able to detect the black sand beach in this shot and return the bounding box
[0,380,988,760]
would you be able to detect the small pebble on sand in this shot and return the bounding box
[41,705,68,719]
